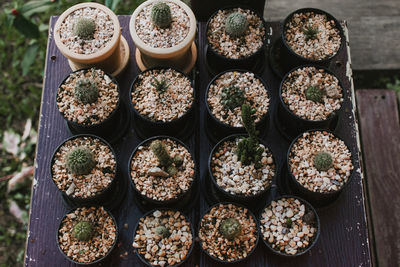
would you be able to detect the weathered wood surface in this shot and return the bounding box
[25,16,371,266]
[357,89,400,267]
[264,0,400,70]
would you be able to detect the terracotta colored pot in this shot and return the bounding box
[129,0,197,73]
[54,2,129,76]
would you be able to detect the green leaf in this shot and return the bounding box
[19,1,54,17]
[12,15,40,39]
[105,0,122,12]
[21,43,39,75]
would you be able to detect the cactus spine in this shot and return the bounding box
[151,2,172,28]
[73,17,96,39]
[65,146,96,176]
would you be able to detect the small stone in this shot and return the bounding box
[148,167,169,177]
[66,183,76,196]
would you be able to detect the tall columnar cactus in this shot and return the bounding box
[73,221,94,241]
[219,218,242,240]
[151,2,172,28]
[236,104,263,168]
[314,151,333,171]
[220,85,245,111]
[151,76,169,94]
[225,12,248,38]
[74,77,99,104]
[305,85,324,103]
[155,225,171,238]
[73,17,96,39]
[65,146,96,176]
[150,140,182,176]
[303,25,319,41]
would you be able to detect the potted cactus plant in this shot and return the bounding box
[56,68,126,142]
[277,65,345,139]
[57,206,118,264]
[259,196,320,256]
[208,104,276,207]
[206,7,266,73]
[205,70,270,142]
[50,134,119,207]
[128,136,196,208]
[54,2,129,76]
[129,0,197,73]
[198,202,259,263]
[286,130,354,206]
[130,67,195,139]
[132,209,194,266]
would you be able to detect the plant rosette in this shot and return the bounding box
[282,8,344,62]
[287,130,354,205]
[259,196,320,256]
[50,134,117,204]
[129,0,197,73]
[206,70,270,129]
[132,209,194,266]
[206,7,266,60]
[129,136,196,206]
[57,206,117,264]
[130,67,194,137]
[198,203,259,263]
[54,2,128,76]
[209,134,275,201]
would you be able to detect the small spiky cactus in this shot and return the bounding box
[150,140,182,176]
[155,225,171,238]
[236,104,263,168]
[303,25,319,41]
[151,2,172,28]
[73,17,96,39]
[220,85,245,111]
[285,218,293,228]
[314,151,333,171]
[151,76,169,94]
[305,85,324,103]
[219,218,242,240]
[73,221,93,241]
[65,146,96,176]
[225,12,248,38]
[74,77,99,104]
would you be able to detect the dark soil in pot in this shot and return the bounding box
[205,6,267,73]
[132,209,195,267]
[259,195,320,256]
[198,202,259,263]
[57,206,118,264]
[130,67,195,140]
[275,65,345,140]
[128,136,197,209]
[286,130,354,207]
[50,134,121,208]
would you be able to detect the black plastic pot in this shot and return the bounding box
[279,8,345,74]
[56,206,118,265]
[208,134,276,208]
[57,68,127,143]
[286,129,354,207]
[276,65,345,140]
[205,69,270,143]
[205,6,267,75]
[198,201,260,264]
[130,67,195,140]
[50,134,121,208]
[132,208,195,267]
[259,195,320,257]
[128,136,197,210]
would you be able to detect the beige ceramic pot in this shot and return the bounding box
[129,0,197,74]
[54,2,129,76]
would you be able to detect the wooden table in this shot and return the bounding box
[25,16,371,266]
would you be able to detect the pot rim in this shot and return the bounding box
[54,2,121,62]
[129,0,197,58]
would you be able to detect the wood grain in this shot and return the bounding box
[25,16,371,266]
[357,89,400,267]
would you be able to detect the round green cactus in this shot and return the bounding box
[151,2,172,28]
[65,146,96,176]
[305,85,324,103]
[225,12,248,38]
[73,17,96,39]
[220,85,245,111]
[314,151,333,171]
[73,221,93,241]
[219,218,242,240]
[155,225,171,238]
[74,78,99,104]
